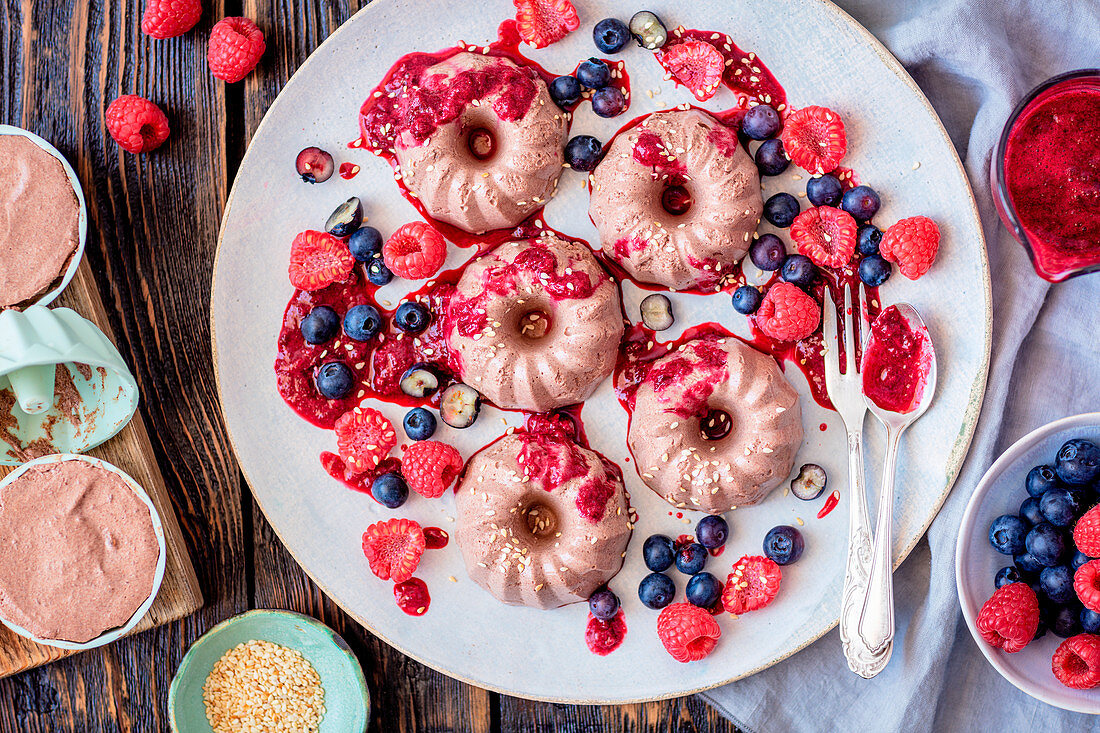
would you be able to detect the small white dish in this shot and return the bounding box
[0,125,88,309]
[957,412,1100,714]
[0,453,167,650]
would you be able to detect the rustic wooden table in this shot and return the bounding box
[0,1,743,730]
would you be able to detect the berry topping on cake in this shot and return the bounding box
[659,40,725,102]
[208,17,266,83]
[755,282,820,342]
[1052,634,1100,689]
[723,555,782,615]
[878,216,940,280]
[402,440,463,498]
[1075,560,1100,613]
[789,206,857,268]
[656,602,721,662]
[334,407,396,473]
[513,0,580,49]
[105,95,171,154]
[383,222,447,280]
[361,517,425,582]
[976,582,1039,653]
[1075,505,1100,557]
[782,105,847,175]
[141,0,201,39]
[288,230,355,290]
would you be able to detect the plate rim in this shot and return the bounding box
[209,0,993,703]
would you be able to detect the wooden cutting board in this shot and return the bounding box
[0,260,203,678]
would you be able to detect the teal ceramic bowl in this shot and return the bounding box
[168,610,369,732]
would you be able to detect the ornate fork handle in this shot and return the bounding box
[838,427,883,677]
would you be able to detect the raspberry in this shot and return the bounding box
[513,0,580,49]
[782,106,847,175]
[790,206,858,269]
[105,96,170,154]
[754,282,820,342]
[141,0,201,38]
[1053,634,1100,689]
[660,40,725,102]
[879,216,940,280]
[361,517,425,582]
[656,602,721,662]
[1074,505,1100,557]
[383,222,447,280]
[976,582,1039,653]
[1076,560,1100,612]
[334,407,396,473]
[288,230,355,291]
[403,440,464,498]
[722,555,782,615]
[208,17,266,83]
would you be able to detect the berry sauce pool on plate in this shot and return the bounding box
[1003,73,1100,281]
[861,305,932,414]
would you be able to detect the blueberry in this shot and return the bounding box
[1026,465,1061,497]
[1050,603,1083,638]
[300,305,340,345]
[343,303,383,341]
[1073,550,1093,570]
[643,534,676,572]
[754,138,789,176]
[439,383,480,428]
[591,86,625,118]
[400,366,439,399]
[629,10,668,50]
[394,302,431,334]
[1040,486,1081,527]
[1082,608,1100,634]
[806,174,843,207]
[686,572,723,608]
[857,225,883,256]
[314,361,353,400]
[696,515,729,549]
[1020,496,1045,526]
[840,185,880,221]
[1056,439,1100,485]
[675,542,708,575]
[371,472,408,509]
[348,226,383,262]
[403,407,437,441]
[750,233,787,271]
[638,572,676,609]
[791,463,828,501]
[763,192,800,228]
[366,256,393,285]
[858,255,892,287]
[1041,565,1076,604]
[742,104,781,140]
[576,58,611,89]
[564,135,602,172]
[1026,522,1066,567]
[1015,551,1046,575]
[995,566,1022,589]
[731,285,762,315]
[763,525,805,565]
[1033,617,1049,641]
[549,75,582,108]
[593,18,631,53]
[588,588,620,620]
[325,196,363,237]
[781,254,817,287]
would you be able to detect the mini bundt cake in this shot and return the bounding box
[589,109,763,291]
[445,234,624,412]
[629,335,803,513]
[454,426,632,609]
[363,51,567,234]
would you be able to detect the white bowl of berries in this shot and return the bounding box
[957,412,1100,713]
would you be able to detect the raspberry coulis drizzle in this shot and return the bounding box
[586,610,627,655]
[394,577,431,616]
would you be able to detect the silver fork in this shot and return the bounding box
[822,283,883,678]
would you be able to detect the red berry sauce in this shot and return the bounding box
[818,489,840,519]
[585,610,627,655]
[861,305,932,414]
[394,577,431,616]
[339,161,360,179]
[423,526,450,549]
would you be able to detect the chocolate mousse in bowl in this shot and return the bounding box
[0,454,165,648]
[0,127,87,310]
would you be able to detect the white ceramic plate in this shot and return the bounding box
[957,413,1100,714]
[212,0,991,702]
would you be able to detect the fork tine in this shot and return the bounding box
[842,283,856,376]
[822,287,840,386]
[858,281,870,363]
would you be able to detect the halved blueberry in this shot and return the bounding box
[296,146,333,183]
[440,383,480,428]
[400,365,439,399]
[325,196,363,237]
[300,305,340,345]
[791,463,827,501]
[343,303,383,341]
[640,293,674,331]
[366,256,394,285]
[629,11,667,50]
[314,361,353,400]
